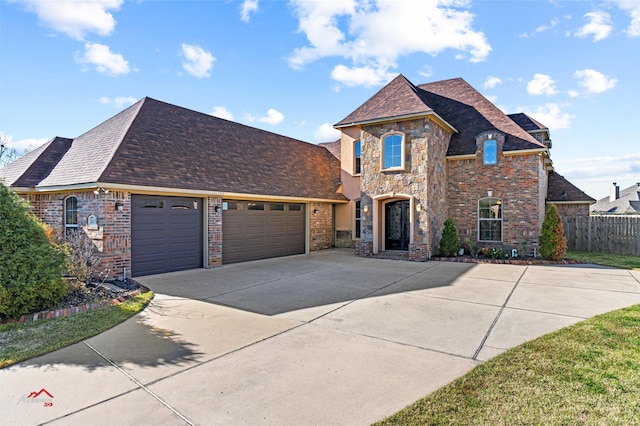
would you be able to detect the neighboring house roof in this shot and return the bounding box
[547,171,595,204]
[507,113,548,133]
[319,140,341,160]
[590,183,640,214]
[334,74,546,157]
[0,97,345,201]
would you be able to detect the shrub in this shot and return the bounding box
[539,204,567,260]
[0,183,67,319]
[439,218,460,257]
[62,230,101,285]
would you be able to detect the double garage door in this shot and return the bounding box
[222,200,305,264]
[131,195,306,276]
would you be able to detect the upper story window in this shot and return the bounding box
[354,140,361,175]
[381,132,405,171]
[478,197,502,242]
[64,196,78,232]
[484,139,497,165]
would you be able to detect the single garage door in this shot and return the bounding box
[222,200,305,264]
[131,195,203,276]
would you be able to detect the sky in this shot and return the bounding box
[1,0,639,200]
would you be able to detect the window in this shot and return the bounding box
[354,140,361,175]
[64,196,78,232]
[478,197,502,241]
[247,202,264,211]
[484,139,497,165]
[270,203,285,211]
[382,133,404,170]
[355,200,362,239]
[288,204,302,212]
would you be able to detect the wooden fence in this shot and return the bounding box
[562,215,640,256]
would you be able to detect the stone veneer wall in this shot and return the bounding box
[309,202,334,251]
[447,134,544,253]
[357,117,451,258]
[207,196,223,267]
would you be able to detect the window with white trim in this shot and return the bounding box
[478,197,502,241]
[64,196,78,233]
[355,200,362,239]
[381,132,405,170]
[484,139,497,165]
[354,140,361,175]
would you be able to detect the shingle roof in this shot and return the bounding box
[507,113,548,132]
[0,137,72,187]
[334,74,435,127]
[590,183,640,214]
[547,171,595,203]
[319,140,341,160]
[417,78,546,156]
[2,98,345,201]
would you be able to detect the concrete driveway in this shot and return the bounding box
[3,249,640,425]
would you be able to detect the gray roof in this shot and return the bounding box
[591,183,640,214]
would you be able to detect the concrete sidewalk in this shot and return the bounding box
[2,250,640,425]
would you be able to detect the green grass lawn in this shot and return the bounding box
[0,291,153,369]
[565,250,640,270]
[376,304,640,425]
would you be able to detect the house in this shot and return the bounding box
[0,74,594,277]
[331,75,593,259]
[591,182,640,214]
[0,98,345,277]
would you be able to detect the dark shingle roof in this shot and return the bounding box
[334,75,435,127]
[3,98,345,201]
[319,140,341,159]
[547,171,595,203]
[0,137,72,187]
[417,78,546,156]
[590,183,640,213]
[508,113,548,132]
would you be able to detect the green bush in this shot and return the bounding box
[0,183,67,319]
[539,204,567,260]
[439,217,460,257]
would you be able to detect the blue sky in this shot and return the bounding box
[1,0,639,200]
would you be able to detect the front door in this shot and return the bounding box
[385,200,410,250]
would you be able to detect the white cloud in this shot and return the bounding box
[181,43,215,78]
[613,1,640,36]
[521,17,560,37]
[211,106,234,121]
[75,42,130,76]
[240,0,259,23]
[483,76,502,89]
[526,73,558,96]
[522,103,574,130]
[287,0,491,88]
[99,96,137,108]
[574,69,617,94]
[258,108,284,125]
[314,123,341,142]
[575,11,613,41]
[0,133,48,156]
[418,65,433,79]
[14,0,123,40]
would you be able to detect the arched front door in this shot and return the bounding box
[385,200,410,250]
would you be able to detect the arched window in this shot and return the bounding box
[381,132,405,171]
[478,197,502,241]
[484,139,497,165]
[354,140,361,175]
[64,196,78,232]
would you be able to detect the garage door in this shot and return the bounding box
[222,201,305,264]
[131,195,203,276]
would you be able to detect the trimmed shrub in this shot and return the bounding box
[439,217,460,257]
[0,183,67,319]
[539,204,567,260]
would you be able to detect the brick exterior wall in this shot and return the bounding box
[447,132,545,254]
[207,196,223,267]
[310,202,334,251]
[357,117,451,257]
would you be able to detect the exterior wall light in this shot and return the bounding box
[115,201,124,211]
[416,203,422,212]
[313,208,319,214]
[363,205,369,214]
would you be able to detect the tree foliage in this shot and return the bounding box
[0,183,67,319]
[439,217,461,257]
[0,135,17,167]
[539,204,567,261]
